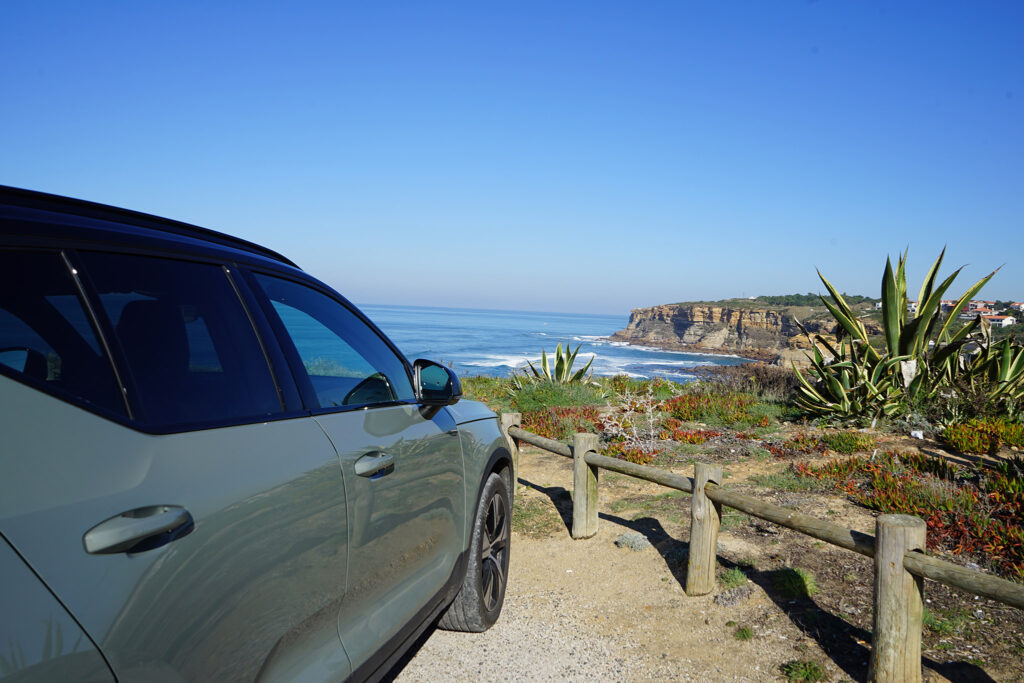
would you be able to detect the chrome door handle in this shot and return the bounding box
[354,452,394,479]
[84,505,193,554]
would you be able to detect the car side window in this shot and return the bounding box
[252,274,415,408]
[0,250,126,416]
[79,251,283,427]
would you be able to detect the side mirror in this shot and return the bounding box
[413,359,462,406]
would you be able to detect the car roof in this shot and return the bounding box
[0,185,300,269]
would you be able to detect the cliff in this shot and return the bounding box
[610,301,872,363]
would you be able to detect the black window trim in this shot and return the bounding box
[240,266,420,415]
[62,249,137,420]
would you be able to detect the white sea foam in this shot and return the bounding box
[622,344,746,360]
[460,354,535,368]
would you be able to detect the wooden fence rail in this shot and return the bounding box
[503,416,1024,682]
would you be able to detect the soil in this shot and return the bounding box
[391,429,1024,682]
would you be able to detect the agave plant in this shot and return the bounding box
[510,341,596,388]
[792,331,905,419]
[965,329,1024,403]
[795,249,999,418]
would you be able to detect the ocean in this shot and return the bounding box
[359,304,747,382]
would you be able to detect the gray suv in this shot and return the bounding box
[0,187,513,682]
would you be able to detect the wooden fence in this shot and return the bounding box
[499,413,1024,683]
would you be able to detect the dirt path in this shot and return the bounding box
[392,442,1024,682]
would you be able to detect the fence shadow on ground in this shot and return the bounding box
[518,475,993,683]
[735,561,994,683]
[516,477,574,531]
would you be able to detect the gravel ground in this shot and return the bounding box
[389,587,634,682]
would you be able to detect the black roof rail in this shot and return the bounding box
[0,185,299,269]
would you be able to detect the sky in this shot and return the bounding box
[2,2,1022,314]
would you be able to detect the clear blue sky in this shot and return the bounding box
[2,2,1021,314]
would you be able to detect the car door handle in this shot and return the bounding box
[354,452,394,479]
[83,505,193,554]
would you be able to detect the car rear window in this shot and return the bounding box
[0,250,126,416]
[80,252,284,427]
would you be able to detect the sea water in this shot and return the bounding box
[359,304,746,381]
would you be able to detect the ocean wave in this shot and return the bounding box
[460,354,534,368]
[618,344,747,360]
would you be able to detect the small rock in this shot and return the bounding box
[614,532,652,551]
[910,430,925,439]
[966,562,980,570]
[714,585,754,607]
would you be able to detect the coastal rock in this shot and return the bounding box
[611,302,879,364]
[614,532,653,552]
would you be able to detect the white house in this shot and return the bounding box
[984,315,1017,328]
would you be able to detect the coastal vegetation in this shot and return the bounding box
[795,249,1024,424]
[461,324,1024,676]
[461,344,1024,585]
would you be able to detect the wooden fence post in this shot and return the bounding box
[870,514,926,683]
[571,432,600,539]
[499,412,522,485]
[686,463,722,596]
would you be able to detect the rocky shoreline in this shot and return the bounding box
[606,336,780,363]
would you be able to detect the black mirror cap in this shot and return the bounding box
[413,359,462,406]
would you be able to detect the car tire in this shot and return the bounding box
[438,472,510,632]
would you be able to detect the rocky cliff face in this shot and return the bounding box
[611,303,841,361]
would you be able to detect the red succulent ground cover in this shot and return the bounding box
[942,418,1024,455]
[522,406,602,440]
[660,392,757,424]
[604,442,658,465]
[659,427,723,444]
[795,451,1024,580]
[766,432,827,458]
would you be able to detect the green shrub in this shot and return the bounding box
[733,626,754,641]
[820,430,875,454]
[511,381,606,413]
[772,567,819,598]
[719,567,748,589]
[942,418,1024,454]
[692,363,801,401]
[460,375,514,412]
[780,659,828,682]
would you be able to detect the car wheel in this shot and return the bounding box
[438,472,510,632]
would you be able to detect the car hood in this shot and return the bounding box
[445,400,497,425]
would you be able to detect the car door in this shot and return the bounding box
[0,248,352,682]
[248,272,466,674]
